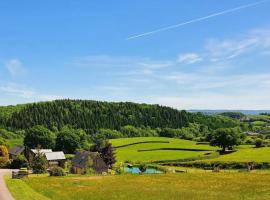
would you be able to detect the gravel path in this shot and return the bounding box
[0,169,15,200]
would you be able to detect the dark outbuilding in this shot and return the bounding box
[71,151,108,174]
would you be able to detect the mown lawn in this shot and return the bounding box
[8,173,270,200]
[110,137,217,163]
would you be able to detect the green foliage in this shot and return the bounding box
[32,148,47,174]
[24,125,56,149]
[49,166,65,176]
[192,112,239,130]
[10,155,29,169]
[98,128,123,139]
[0,128,19,139]
[91,134,108,152]
[219,112,245,119]
[255,138,264,148]
[210,128,243,151]
[138,163,147,173]
[4,100,191,130]
[0,145,9,168]
[55,126,81,153]
[0,137,6,145]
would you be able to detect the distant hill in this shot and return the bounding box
[0,100,191,131]
[188,110,270,115]
[0,100,238,131]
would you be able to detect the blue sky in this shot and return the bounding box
[1,0,270,109]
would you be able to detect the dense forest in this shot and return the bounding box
[0,100,239,132]
[1,100,191,131]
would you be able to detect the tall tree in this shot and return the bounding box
[24,125,56,149]
[100,142,116,169]
[210,128,242,152]
[55,126,80,153]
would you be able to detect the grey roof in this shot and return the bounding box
[9,145,25,156]
[72,151,98,168]
[72,151,108,173]
[45,151,66,161]
[31,149,53,154]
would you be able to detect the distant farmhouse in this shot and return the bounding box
[9,145,66,168]
[71,151,108,174]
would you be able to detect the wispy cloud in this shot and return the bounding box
[5,59,27,77]
[0,82,62,101]
[72,55,173,75]
[126,0,269,40]
[177,53,202,64]
[204,29,270,61]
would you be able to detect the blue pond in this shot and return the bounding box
[124,167,163,174]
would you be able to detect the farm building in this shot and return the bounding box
[71,151,108,174]
[44,151,66,167]
[29,149,66,168]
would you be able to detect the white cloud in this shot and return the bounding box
[5,59,27,77]
[0,82,62,101]
[205,28,270,61]
[177,53,202,64]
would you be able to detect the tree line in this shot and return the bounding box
[0,100,238,132]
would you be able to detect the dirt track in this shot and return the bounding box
[0,169,15,200]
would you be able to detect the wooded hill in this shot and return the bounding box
[0,99,238,132]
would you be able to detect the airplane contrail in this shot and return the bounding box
[126,0,269,40]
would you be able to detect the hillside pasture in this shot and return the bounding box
[110,137,217,163]
[204,147,270,163]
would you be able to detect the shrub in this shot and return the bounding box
[138,163,147,173]
[113,163,124,174]
[32,148,47,174]
[0,137,6,145]
[49,166,65,176]
[0,145,9,168]
[255,138,264,148]
[245,137,254,145]
[10,155,29,169]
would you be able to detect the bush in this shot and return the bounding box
[113,163,124,174]
[0,137,6,145]
[255,138,264,148]
[10,155,28,169]
[138,163,147,173]
[245,137,254,145]
[32,148,47,174]
[49,166,65,176]
[0,145,9,168]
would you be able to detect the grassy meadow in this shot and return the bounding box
[110,137,217,163]
[205,147,270,163]
[6,173,270,200]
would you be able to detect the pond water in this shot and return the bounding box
[124,167,163,174]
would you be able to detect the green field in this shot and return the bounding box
[110,137,217,163]
[205,147,270,163]
[6,173,270,200]
[110,137,270,164]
